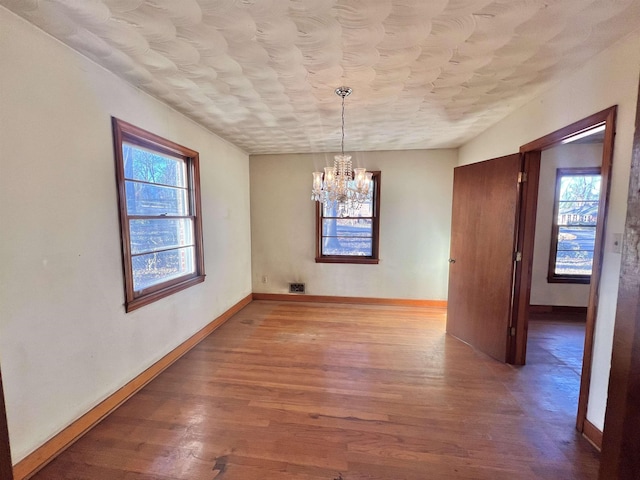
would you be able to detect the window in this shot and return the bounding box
[112,118,205,311]
[316,171,380,264]
[548,167,601,284]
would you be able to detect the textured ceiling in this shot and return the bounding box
[3,0,640,154]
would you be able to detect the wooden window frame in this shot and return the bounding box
[112,118,205,312]
[315,171,381,264]
[547,167,601,284]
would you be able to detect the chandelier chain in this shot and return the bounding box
[341,92,345,155]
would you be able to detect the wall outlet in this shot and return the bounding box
[289,283,305,294]
[261,275,268,284]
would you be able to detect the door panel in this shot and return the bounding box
[447,154,521,362]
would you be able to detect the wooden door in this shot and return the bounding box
[447,154,521,363]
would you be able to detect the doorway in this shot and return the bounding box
[527,134,603,439]
[513,106,617,437]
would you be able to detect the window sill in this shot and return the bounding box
[126,275,206,312]
[315,257,379,264]
[547,275,591,284]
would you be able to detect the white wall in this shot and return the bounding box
[459,29,640,430]
[0,8,252,463]
[530,143,602,307]
[250,150,456,300]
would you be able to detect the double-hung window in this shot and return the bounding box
[112,118,205,311]
[548,167,601,284]
[316,171,380,264]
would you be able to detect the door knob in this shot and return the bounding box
[449,258,456,264]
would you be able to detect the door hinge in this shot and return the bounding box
[514,251,523,262]
[518,171,527,183]
[509,326,516,337]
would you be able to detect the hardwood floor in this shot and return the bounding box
[31,302,599,479]
[527,312,586,374]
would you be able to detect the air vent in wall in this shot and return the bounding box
[289,283,305,294]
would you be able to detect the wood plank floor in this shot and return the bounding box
[528,312,586,375]
[31,301,599,479]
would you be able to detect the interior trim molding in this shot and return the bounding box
[583,419,603,451]
[529,305,588,316]
[252,293,447,307]
[12,293,252,480]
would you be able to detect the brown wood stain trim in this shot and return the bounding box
[583,418,603,451]
[252,293,447,308]
[529,305,588,316]
[12,294,252,480]
[576,106,617,433]
[520,107,615,153]
[510,151,540,365]
[0,369,13,480]
[599,78,640,480]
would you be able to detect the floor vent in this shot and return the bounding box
[289,283,305,294]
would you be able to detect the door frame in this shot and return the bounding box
[511,106,617,434]
[0,367,13,480]
[598,74,640,480]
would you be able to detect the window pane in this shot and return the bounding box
[129,218,194,254]
[316,171,379,263]
[557,226,596,252]
[125,181,188,216]
[132,247,195,292]
[114,118,205,311]
[322,203,373,219]
[555,250,594,276]
[321,182,374,218]
[549,170,600,282]
[559,175,601,202]
[322,219,372,237]
[322,237,372,256]
[558,201,598,226]
[123,143,186,187]
[356,195,373,218]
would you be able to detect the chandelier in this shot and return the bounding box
[311,87,372,216]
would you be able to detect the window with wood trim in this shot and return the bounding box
[548,167,601,284]
[316,171,380,264]
[112,118,205,311]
